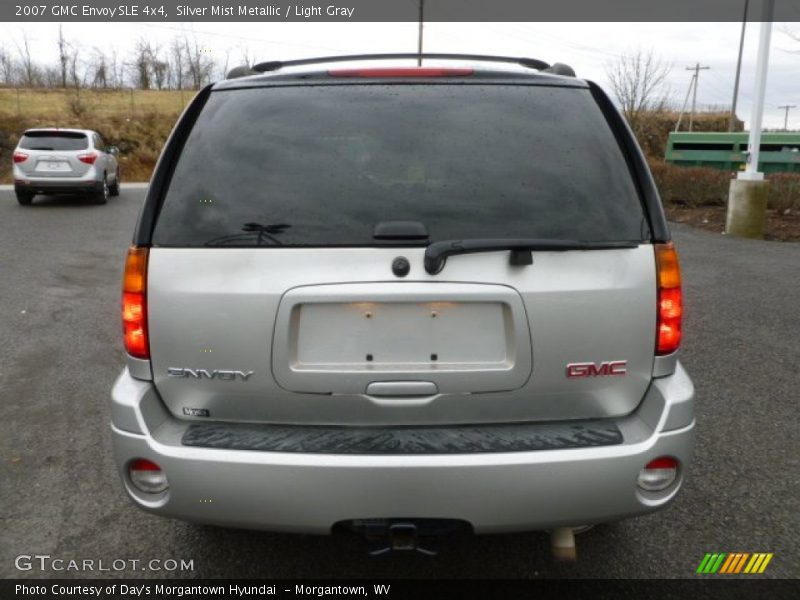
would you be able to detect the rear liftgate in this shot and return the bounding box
[272,282,532,398]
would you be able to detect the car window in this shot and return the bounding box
[19,131,89,151]
[153,84,648,247]
[94,134,105,151]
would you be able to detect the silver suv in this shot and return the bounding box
[13,128,120,205]
[111,55,694,558]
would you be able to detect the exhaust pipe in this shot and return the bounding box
[550,527,577,561]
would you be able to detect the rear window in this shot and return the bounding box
[19,131,89,151]
[153,84,648,247]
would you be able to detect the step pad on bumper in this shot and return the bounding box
[181,419,623,454]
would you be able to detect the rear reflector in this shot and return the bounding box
[78,153,98,165]
[329,67,474,78]
[13,152,29,163]
[128,458,168,494]
[655,242,682,355]
[638,456,679,491]
[122,246,149,359]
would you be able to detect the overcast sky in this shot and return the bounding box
[5,21,800,128]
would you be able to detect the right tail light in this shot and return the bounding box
[655,242,682,355]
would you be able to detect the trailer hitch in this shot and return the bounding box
[335,518,472,556]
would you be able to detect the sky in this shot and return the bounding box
[3,21,800,129]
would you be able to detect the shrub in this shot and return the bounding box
[648,160,731,207]
[767,173,800,213]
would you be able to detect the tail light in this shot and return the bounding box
[13,151,29,163]
[637,457,679,491]
[128,458,168,494]
[77,152,98,164]
[655,242,682,355]
[329,67,474,78]
[122,246,149,359]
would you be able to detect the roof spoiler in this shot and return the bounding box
[241,53,574,76]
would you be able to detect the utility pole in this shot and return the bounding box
[729,0,749,131]
[417,0,424,66]
[778,105,796,130]
[686,63,710,131]
[675,73,696,132]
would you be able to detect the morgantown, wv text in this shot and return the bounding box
[16,584,392,597]
[177,4,356,17]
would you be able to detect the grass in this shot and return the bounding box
[0,87,192,118]
[0,87,197,183]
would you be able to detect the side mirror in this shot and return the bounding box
[107,146,119,156]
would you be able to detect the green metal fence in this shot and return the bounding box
[665,132,800,174]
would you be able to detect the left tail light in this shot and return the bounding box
[13,151,29,163]
[122,246,149,359]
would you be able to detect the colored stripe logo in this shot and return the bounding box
[696,552,773,574]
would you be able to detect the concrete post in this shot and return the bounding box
[726,179,769,238]
[726,0,774,239]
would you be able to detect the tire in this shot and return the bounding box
[16,191,34,206]
[92,177,109,205]
[109,168,120,196]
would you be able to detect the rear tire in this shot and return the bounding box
[92,177,109,205]
[109,169,120,196]
[16,191,34,206]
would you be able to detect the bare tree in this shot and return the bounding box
[782,26,800,45]
[91,48,109,88]
[131,39,153,89]
[67,41,84,89]
[183,35,215,89]
[149,44,169,90]
[57,25,69,88]
[109,48,125,88]
[605,49,672,134]
[219,48,231,81]
[240,46,255,69]
[170,39,185,90]
[15,31,39,87]
[0,43,16,84]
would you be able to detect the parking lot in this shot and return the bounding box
[1,186,798,579]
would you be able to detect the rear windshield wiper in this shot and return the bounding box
[424,238,640,274]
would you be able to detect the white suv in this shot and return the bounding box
[13,128,120,205]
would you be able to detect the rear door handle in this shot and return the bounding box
[365,381,438,397]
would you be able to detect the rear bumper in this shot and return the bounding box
[14,166,100,193]
[110,364,695,534]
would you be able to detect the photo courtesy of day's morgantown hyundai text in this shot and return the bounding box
[111,54,693,558]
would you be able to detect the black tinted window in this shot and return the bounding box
[154,84,646,247]
[19,132,88,151]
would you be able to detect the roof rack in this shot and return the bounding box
[251,53,552,73]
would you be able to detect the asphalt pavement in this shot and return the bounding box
[1,187,798,579]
